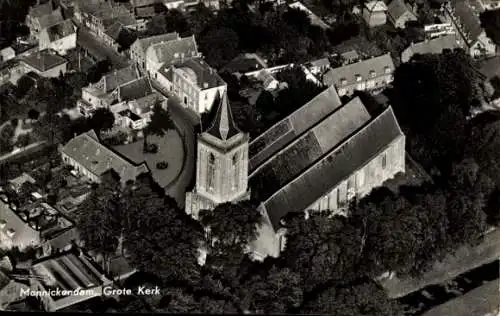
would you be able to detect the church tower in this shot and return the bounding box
[185,93,250,219]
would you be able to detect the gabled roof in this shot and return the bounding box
[44,19,76,42]
[21,50,67,72]
[323,53,395,87]
[249,85,342,171]
[173,58,225,90]
[103,66,139,93]
[146,35,199,65]
[260,106,404,230]
[364,1,388,12]
[37,8,64,30]
[402,35,460,62]
[448,0,483,42]
[133,32,180,55]
[250,97,371,202]
[387,0,415,21]
[206,92,242,141]
[60,130,149,183]
[118,77,153,101]
[104,21,124,41]
[28,1,53,18]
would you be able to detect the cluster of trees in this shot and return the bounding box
[0,0,34,48]
[480,8,500,47]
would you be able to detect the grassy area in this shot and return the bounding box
[112,130,184,189]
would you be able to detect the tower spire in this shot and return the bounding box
[206,91,241,141]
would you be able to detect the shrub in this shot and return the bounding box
[156,161,169,169]
[10,118,18,126]
[143,143,158,154]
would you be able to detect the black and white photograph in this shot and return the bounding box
[0,0,499,314]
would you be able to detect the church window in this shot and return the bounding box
[232,153,239,190]
[207,153,216,191]
[381,153,387,169]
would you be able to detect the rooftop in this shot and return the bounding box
[249,85,342,171]
[60,130,149,183]
[31,251,108,300]
[402,35,460,61]
[146,35,199,65]
[8,173,36,188]
[15,203,73,238]
[118,77,153,101]
[133,32,180,54]
[44,19,76,42]
[447,0,483,42]
[171,58,225,90]
[205,92,242,141]
[21,50,68,73]
[323,53,395,87]
[259,106,404,230]
[221,53,268,74]
[28,1,54,18]
[364,1,388,11]
[37,8,64,30]
[387,0,415,21]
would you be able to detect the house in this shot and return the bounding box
[130,0,165,18]
[156,57,226,113]
[401,35,461,63]
[424,23,456,39]
[29,250,112,312]
[363,1,388,27]
[477,0,500,10]
[255,69,280,91]
[59,130,149,184]
[185,86,406,259]
[288,2,330,29]
[0,201,74,251]
[26,1,64,41]
[322,53,395,97]
[109,77,160,130]
[304,57,330,76]
[443,0,496,58]
[0,271,29,309]
[78,65,140,117]
[145,35,200,76]
[0,47,15,63]
[129,32,180,72]
[221,53,269,76]
[387,0,417,29]
[38,19,77,55]
[341,50,361,64]
[20,50,68,78]
[8,173,37,194]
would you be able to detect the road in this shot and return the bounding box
[153,80,200,207]
[381,227,500,299]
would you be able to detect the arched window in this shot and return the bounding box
[232,153,239,190]
[207,153,216,191]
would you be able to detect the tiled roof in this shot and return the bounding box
[37,8,64,30]
[146,36,199,65]
[103,66,139,93]
[31,251,109,296]
[250,97,371,202]
[387,0,415,21]
[134,32,180,55]
[206,92,242,141]
[60,130,149,183]
[45,19,76,42]
[21,50,67,72]
[261,106,404,230]
[364,0,388,11]
[104,21,124,41]
[402,35,460,62]
[322,53,395,87]
[29,1,53,18]
[118,77,153,101]
[174,58,225,90]
[249,85,342,171]
[449,0,483,42]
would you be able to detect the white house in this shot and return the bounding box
[38,19,77,56]
[145,35,200,76]
[156,58,226,114]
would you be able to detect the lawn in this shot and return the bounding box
[112,129,184,189]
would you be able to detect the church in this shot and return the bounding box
[185,85,406,259]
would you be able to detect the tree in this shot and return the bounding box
[199,27,240,69]
[302,281,403,315]
[143,100,174,148]
[0,122,14,154]
[90,108,115,134]
[16,133,30,148]
[480,9,500,46]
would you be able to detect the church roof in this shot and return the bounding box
[249,85,342,172]
[250,97,371,201]
[260,106,404,230]
[205,92,241,141]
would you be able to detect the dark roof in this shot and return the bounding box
[103,66,139,93]
[249,85,342,171]
[21,50,67,72]
[250,97,371,201]
[478,56,500,79]
[134,32,180,54]
[45,19,75,42]
[118,77,153,101]
[260,106,404,230]
[206,92,242,141]
[38,8,64,30]
[221,53,268,74]
[173,58,225,90]
[449,0,483,42]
